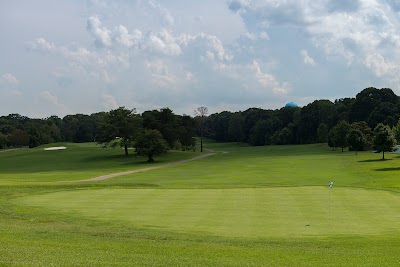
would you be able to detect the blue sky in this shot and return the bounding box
[1,0,400,118]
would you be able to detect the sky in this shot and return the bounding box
[1,0,400,118]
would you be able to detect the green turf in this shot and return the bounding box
[1,141,400,266]
[16,187,400,238]
[0,142,200,184]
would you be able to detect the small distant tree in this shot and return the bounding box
[135,129,169,162]
[347,129,365,155]
[373,123,396,160]
[194,106,208,152]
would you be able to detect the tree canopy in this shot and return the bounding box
[97,107,142,156]
[373,123,396,160]
[135,129,169,162]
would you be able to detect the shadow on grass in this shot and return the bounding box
[358,159,391,163]
[374,167,400,172]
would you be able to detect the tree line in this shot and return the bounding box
[1,87,400,159]
[204,87,400,152]
[0,107,196,157]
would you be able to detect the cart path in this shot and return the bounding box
[73,152,215,182]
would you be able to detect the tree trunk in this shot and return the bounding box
[200,134,203,152]
[124,144,129,156]
[382,151,385,160]
[147,155,154,162]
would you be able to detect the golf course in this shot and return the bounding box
[1,141,400,266]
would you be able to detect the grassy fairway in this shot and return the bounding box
[1,142,400,266]
[16,187,400,238]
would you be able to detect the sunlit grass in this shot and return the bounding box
[1,142,400,266]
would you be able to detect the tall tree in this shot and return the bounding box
[373,123,396,160]
[135,129,169,162]
[317,123,329,143]
[351,121,373,150]
[228,113,245,142]
[98,107,142,156]
[347,129,365,155]
[333,120,351,152]
[194,106,208,152]
[392,119,400,144]
[8,129,29,147]
[0,132,7,149]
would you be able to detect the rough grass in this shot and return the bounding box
[1,142,400,266]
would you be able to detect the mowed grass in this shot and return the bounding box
[16,187,400,238]
[0,142,200,184]
[1,142,400,266]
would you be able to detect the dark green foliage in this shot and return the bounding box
[327,129,338,150]
[392,119,400,144]
[2,87,400,150]
[347,129,366,154]
[297,100,337,144]
[228,113,245,142]
[97,107,142,156]
[328,121,350,152]
[351,121,373,150]
[0,132,7,149]
[135,129,169,162]
[8,129,29,147]
[143,109,196,150]
[373,123,396,160]
[317,123,328,143]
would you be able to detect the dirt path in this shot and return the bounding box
[74,152,215,182]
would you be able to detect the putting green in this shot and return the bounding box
[15,187,400,238]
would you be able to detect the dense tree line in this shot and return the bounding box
[0,108,196,151]
[1,87,400,153]
[205,87,400,150]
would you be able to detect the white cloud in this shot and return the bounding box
[250,60,289,95]
[300,50,316,65]
[147,0,175,27]
[102,94,119,110]
[365,53,394,77]
[243,31,270,41]
[145,59,177,87]
[27,38,56,53]
[114,25,142,48]
[147,30,182,56]
[0,73,20,87]
[39,91,59,105]
[86,16,112,47]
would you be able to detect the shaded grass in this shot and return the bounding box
[0,143,201,184]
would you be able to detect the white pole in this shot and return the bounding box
[328,181,333,227]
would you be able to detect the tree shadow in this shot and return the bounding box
[358,159,392,163]
[375,167,400,172]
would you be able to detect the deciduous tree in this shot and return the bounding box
[347,129,365,155]
[194,107,208,152]
[97,107,142,156]
[135,129,169,162]
[373,123,396,160]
